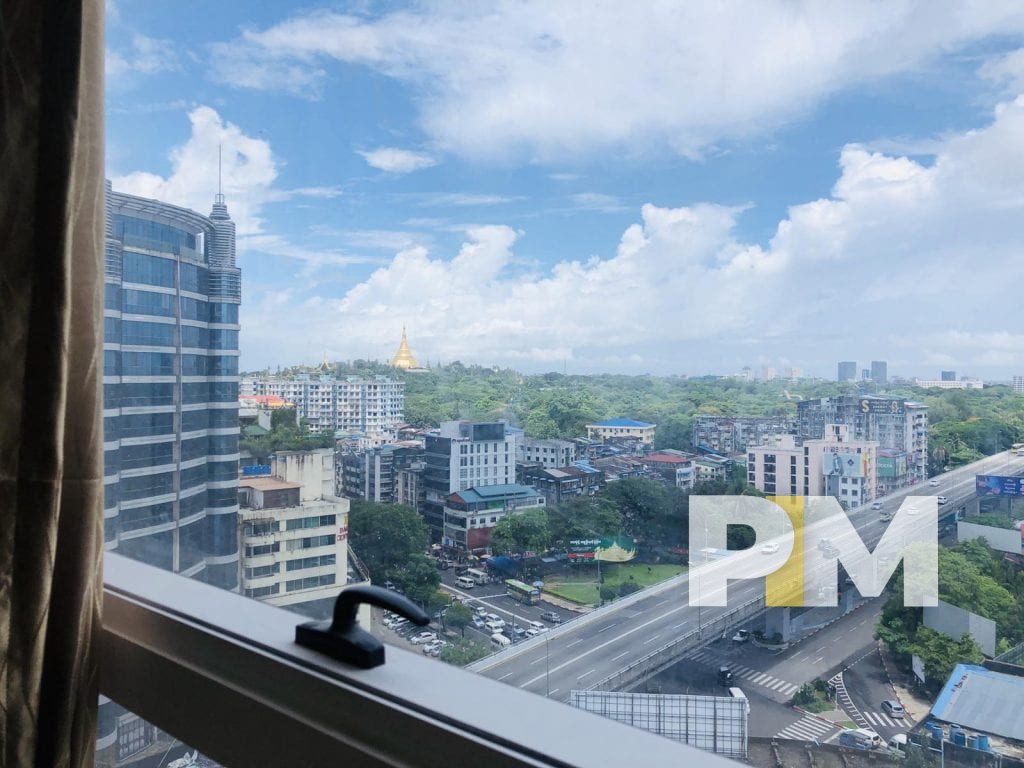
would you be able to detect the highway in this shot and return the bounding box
[472,451,1024,702]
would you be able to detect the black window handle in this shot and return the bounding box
[295,585,430,669]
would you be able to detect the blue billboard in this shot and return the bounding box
[242,464,272,477]
[975,475,1024,497]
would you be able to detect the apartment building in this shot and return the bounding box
[519,436,578,468]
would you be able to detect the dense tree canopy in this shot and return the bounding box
[348,502,440,605]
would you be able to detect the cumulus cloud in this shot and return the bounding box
[107,33,181,79]
[358,147,438,173]
[244,96,1024,375]
[210,3,1024,161]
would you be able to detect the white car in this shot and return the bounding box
[475,606,489,617]
[871,501,883,510]
[527,620,546,632]
[760,542,780,554]
[525,628,542,638]
[485,620,505,632]
[486,614,505,627]
[732,629,751,643]
[928,479,940,486]
[410,631,437,645]
[937,495,948,505]
[423,640,446,654]
[472,617,486,629]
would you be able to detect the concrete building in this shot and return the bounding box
[643,452,696,490]
[242,374,405,438]
[102,181,241,589]
[871,360,888,385]
[797,396,928,487]
[585,418,656,446]
[692,415,795,455]
[422,421,519,539]
[339,442,425,504]
[441,484,545,552]
[1014,376,1024,394]
[747,426,878,507]
[837,361,857,382]
[518,464,602,505]
[915,377,984,390]
[519,437,577,468]
[941,370,957,381]
[238,449,355,607]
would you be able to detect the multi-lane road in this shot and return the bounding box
[467,451,1024,703]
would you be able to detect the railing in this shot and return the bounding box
[587,596,766,693]
[348,545,371,583]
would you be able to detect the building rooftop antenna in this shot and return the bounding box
[216,144,225,204]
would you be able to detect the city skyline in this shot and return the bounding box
[106,4,1024,377]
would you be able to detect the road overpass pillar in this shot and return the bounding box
[764,606,791,642]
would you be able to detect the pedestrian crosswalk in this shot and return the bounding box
[688,649,800,696]
[862,710,904,729]
[775,714,838,742]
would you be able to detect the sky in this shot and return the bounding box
[105,2,1024,379]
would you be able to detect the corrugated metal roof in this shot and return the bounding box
[931,664,1024,740]
[589,418,656,428]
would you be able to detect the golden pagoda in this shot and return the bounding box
[390,326,419,369]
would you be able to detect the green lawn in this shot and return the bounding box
[543,563,685,606]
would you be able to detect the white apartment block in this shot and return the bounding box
[242,374,404,436]
[238,449,356,607]
[519,437,577,468]
[747,425,878,508]
[914,378,983,390]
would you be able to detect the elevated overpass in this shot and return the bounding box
[471,451,1024,701]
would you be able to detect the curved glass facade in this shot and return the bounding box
[103,182,241,588]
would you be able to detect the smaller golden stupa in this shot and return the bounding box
[390,326,419,369]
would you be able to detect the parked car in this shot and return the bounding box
[760,542,780,554]
[527,620,546,632]
[472,617,486,629]
[486,613,504,626]
[732,629,751,643]
[525,628,542,638]
[484,620,505,632]
[475,606,489,617]
[410,631,436,645]
[540,611,562,623]
[881,700,905,718]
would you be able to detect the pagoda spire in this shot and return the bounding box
[390,325,419,369]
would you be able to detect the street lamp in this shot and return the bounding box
[545,633,550,697]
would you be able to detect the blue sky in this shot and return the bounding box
[106,2,1024,379]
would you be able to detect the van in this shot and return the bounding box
[456,576,475,589]
[839,729,881,750]
[728,687,749,715]
[490,632,511,649]
[888,734,907,754]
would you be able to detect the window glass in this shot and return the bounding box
[122,252,175,287]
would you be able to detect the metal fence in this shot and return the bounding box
[587,596,766,693]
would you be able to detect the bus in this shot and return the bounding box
[505,579,541,605]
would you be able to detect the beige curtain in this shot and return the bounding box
[0,0,105,766]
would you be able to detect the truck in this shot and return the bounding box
[466,567,489,585]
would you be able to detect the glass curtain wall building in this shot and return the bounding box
[102,180,242,590]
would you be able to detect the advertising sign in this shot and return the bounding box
[567,536,638,562]
[877,451,907,479]
[822,447,865,478]
[975,475,1024,497]
[242,464,271,476]
[859,398,905,415]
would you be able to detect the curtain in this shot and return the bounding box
[0,0,105,766]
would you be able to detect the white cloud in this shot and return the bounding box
[240,95,1024,376]
[358,147,438,173]
[210,4,1024,161]
[107,33,181,79]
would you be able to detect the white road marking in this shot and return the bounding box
[643,634,662,645]
[499,673,513,681]
[577,669,596,680]
[612,651,629,661]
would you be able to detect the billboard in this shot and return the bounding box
[877,451,908,479]
[975,475,1024,497]
[859,398,905,415]
[567,536,638,563]
[242,464,271,476]
[822,447,865,478]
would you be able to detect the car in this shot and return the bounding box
[410,631,436,645]
[928,479,940,486]
[472,617,486,629]
[871,501,883,510]
[879,510,893,522]
[540,611,562,623]
[718,666,734,686]
[507,625,527,638]
[881,700,905,718]
[732,629,750,643]
[486,614,505,627]
[525,628,541,637]
[937,495,948,505]
[527,620,546,632]
[484,620,505,632]
[760,542,780,554]
[475,606,489,617]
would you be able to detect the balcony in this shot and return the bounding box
[100,553,724,767]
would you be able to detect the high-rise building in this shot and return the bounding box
[339,442,425,503]
[422,421,518,539]
[871,360,888,385]
[797,396,927,488]
[1014,376,1024,394]
[103,181,241,589]
[837,361,857,382]
[941,370,956,381]
[242,374,404,437]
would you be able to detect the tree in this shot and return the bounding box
[349,502,439,603]
[603,478,670,541]
[489,508,549,556]
[439,638,490,666]
[547,497,623,545]
[446,602,474,637]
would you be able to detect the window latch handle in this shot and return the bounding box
[295,585,429,669]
